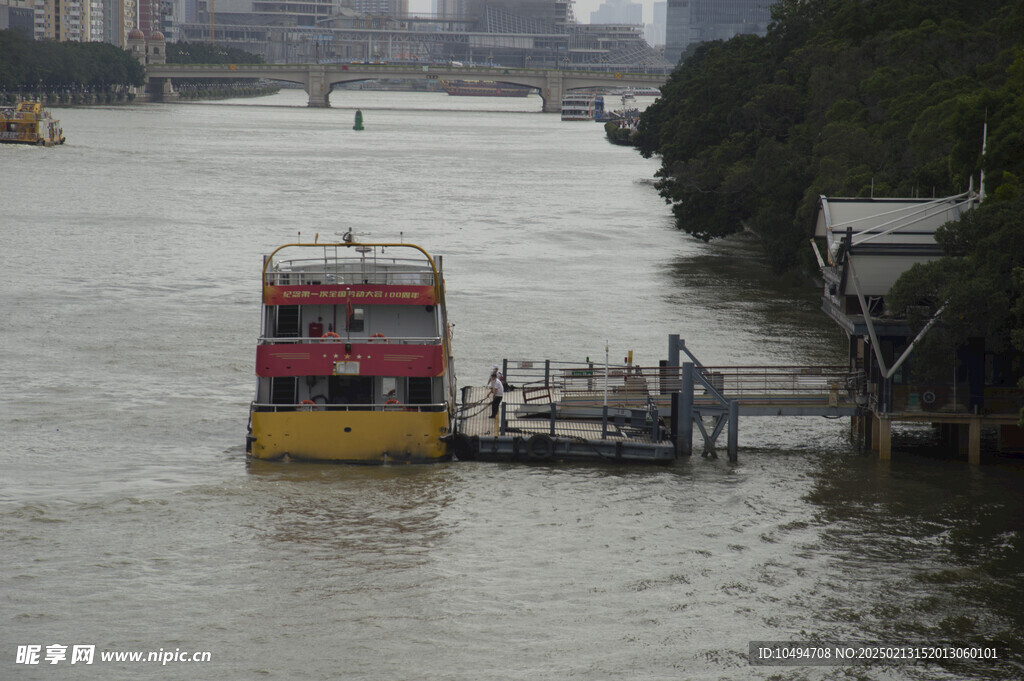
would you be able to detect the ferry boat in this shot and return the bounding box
[0,101,65,146]
[247,238,458,463]
[440,79,532,97]
[561,93,604,121]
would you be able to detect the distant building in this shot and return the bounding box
[464,0,572,29]
[664,0,776,65]
[0,0,34,34]
[589,0,640,26]
[645,0,665,49]
[203,0,339,27]
[33,0,104,41]
[352,0,408,15]
[433,0,466,18]
[127,25,166,63]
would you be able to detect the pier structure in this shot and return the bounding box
[452,336,862,464]
[813,193,1024,463]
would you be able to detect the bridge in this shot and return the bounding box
[144,62,667,112]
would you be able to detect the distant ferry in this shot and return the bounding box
[0,101,65,146]
[440,80,533,97]
[561,93,604,121]
[247,237,458,463]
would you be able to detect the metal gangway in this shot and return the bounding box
[456,335,861,463]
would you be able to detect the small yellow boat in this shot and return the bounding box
[0,101,65,146]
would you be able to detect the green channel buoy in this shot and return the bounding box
[353,110,364,131]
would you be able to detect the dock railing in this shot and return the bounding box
[690,365,855,407]
[502,361,855,409]
[496,360,670,444]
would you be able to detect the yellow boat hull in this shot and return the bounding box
[248,409,451,463]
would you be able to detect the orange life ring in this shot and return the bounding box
[300,399,317,411]
[370,333,387,342]
[385,398,401,405]
[321,332,340,342]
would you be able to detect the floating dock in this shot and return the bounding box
[453,380,675,464]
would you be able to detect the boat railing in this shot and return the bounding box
[265,270,435,286]
[251,401,448,413]
[258,335,442,345]
[266,253,436,287]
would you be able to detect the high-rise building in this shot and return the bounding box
[664,0,774,65]
[34,0,102,41]
[352,0,408,15]
[433,0,465,18]
[465,0,572,30]
[210,0,338,27]
[136,0,159,36]
[589,0,640,26]
[0,0,35,34]
[644,0,664,47]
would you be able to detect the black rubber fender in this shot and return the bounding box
[450,432,475,461]
[526,433,555,461]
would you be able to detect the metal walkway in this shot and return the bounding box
[453,337,861,464]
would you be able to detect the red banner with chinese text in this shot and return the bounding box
[263,284,436,306]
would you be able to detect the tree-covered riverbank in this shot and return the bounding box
[0,31,275,105]
[635,0,1024,274]
[0,29,144,104]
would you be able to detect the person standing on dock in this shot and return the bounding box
[488,366,505,419]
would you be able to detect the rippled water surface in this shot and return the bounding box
[2,91,1022,680]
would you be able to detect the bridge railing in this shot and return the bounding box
[694,365,856,402]
[500,360,859,405]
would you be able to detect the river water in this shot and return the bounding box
[2,90,1022,680]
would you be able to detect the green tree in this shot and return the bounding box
[0,29,143,93]
[634,0,1024,274]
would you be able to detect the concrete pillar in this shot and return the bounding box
[307,67,331,107]
[968,418,981,464]
[542,73,563,113]
[876,414,891,460]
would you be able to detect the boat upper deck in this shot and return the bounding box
[264,242,438,288]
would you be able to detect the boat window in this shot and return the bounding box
[328,376,372,407]
[347,307,365,332]
[382,377,397,401]
[275,305,300,337]
[408,377,432,404]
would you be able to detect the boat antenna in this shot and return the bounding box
[297,231,301,243]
